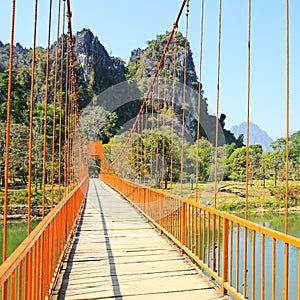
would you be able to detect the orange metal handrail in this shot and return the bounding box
[0,176,89,299]
[101,174,300,300]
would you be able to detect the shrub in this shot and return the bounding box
[273,186,300,205]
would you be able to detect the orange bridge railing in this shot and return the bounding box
[101,174,300,300]
[0,176,89,299]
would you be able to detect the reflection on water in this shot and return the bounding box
[0,214,299,299]
[0,219,40,264]
[232,213,300,300]
[248,213,300,238]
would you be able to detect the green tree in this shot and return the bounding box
[80,106,119,144]
[186,138,213,182]
[269,132,300,183]
[31,103,67,187]
[271,137,286,152]
[129,129,181,187]
[0,123,29,186]
[0,71,28,124]
[288,131,300,180]
[226,144,263,182]
[249,144,263,180]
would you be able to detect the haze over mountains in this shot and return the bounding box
[230,122,274,152]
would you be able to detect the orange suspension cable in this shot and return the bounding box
[67,94,73,190]
[245,0,251,220]
[195,80,201,201]
[70,96,75,187]
[67,97,72,186]
[72,95,78,185]
[138,110,143,182]
[213,0,223,209]
[51,0,62,207]
[3,0,16,269]
[143,99,148,184]
[243,2,251,296]
[140,111,145,183]
[134,126,138,180]
[66,0,83,185]
[196,0,205,201]
[64,38,69,196]
[66,0,79,119]
[150,78,159,186]
[27,0,39,234]
[137,116,142,183]
[141,110,145,182]
[161,41,172,190]
[212,0,223,274]
[66,0,77,187]
[285,0,290,235]
[155,74,161,187]
[150,88,155,185]
[58,1,66,202]
[67,63,72,192]
[111,0,188,169]
[170,27,178,192]
[25,1,38,297]
[161,60,168,190]
[180,0,189,196]
[175,0,189,28]
[42,0,53,218]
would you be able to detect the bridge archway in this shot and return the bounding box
[87,141,103,177]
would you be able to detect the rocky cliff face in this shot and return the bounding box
[0,29,127,108]
[127,31,198,87]
[127,32,225,144]
[0,42,29,71]
[74,29,126,95]
[0,28,241,147]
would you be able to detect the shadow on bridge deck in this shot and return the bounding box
[51,179,226,300]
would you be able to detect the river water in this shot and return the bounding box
[0,219,40,264]
[0,214,299,298]
[248,213,300,237]
[246,213,299,300]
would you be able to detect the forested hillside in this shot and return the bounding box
[0,29,242,144]
[1,28,300,211]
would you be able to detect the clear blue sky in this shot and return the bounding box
[1,0,300,140]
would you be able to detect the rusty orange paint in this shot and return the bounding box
[87,141,103,160]
[0,177,89,298]
[100,174,300,300]
[251,231,256,300]
[222,218,228,296]
[283,243,289,300]
[261,234,265,300]
[272,238,276,300]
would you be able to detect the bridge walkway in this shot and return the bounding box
[51,179,226,299]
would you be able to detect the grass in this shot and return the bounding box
[2,179,299,214]
[151,180,300,214]
[0,184,66,206]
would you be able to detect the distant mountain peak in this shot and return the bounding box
[230,122,274,152]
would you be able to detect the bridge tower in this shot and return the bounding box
[87,141,103,177]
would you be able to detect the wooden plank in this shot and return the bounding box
[51,179,226,300]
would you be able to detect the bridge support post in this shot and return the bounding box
[145,188,149,217]
[222,218,229,295]
[180,202,187,248]
[159,194,164,233]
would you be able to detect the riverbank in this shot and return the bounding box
[219,205,300,216]
[216,194,300,215]
[0,205,52,220]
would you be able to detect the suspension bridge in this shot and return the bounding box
[0,0,300,299]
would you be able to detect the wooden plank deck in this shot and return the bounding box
[51,179,226,300]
